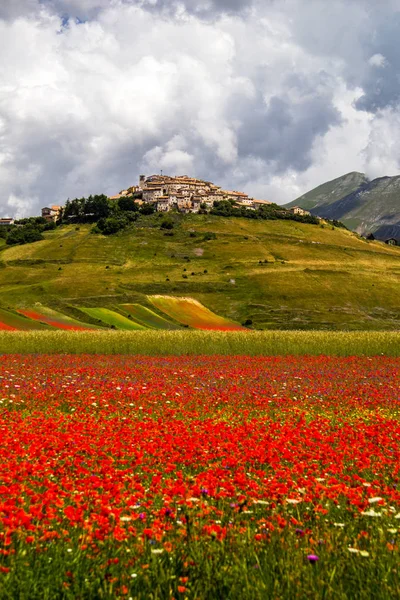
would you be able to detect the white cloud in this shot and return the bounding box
[0,0,400,216]
[369,53,386,68]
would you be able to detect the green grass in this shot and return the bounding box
[118,303,181,329]
[1,214,400,329]
[78,307,146,330]
[148,295,245,330]
[1,330,400,355]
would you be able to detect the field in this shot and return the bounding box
[78,308,146,330]
[17,307,97,331]
[119,305,180,330]
[2,215,400,330]
[0,354,399,599]
[148,296,245,330]
[1,330,400,355]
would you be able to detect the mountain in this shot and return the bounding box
[1,213,400,330]
[285,172,369,213]
[285,172,400,239]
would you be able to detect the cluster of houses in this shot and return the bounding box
[0,173,398,247]
[110,174,275,214]
[0,205,62,226]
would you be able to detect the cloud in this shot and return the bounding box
[0,0,39,19]
[1,0,400,217]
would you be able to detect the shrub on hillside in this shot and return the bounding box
[96,216,129,235]
[118,196,140,212]
[139,204,155,216]
[160,219,174,230]
[6,226,44,246]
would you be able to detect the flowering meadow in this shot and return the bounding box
[0,355,399,599]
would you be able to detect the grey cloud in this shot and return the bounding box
[230,73,341,174]
[275,1,400,116]
[141,0,253,17]
[0,0,38,19]
[355,12,400,112]
[43,0,254,21]
[3,0,400,218]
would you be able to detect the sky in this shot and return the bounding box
[1,0,400,217]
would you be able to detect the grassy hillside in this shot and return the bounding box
[1,213,400,330]
[285,172,368,212]
[286,172,400,239]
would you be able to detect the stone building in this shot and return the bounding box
[110,173,271,214]
[41,205,62,222]
[289,206,310,216]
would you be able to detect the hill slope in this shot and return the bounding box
[1,213,400,330]
[286,172,400,239]
[285,172,369,213]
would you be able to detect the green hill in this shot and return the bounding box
[1,213,400,330]
[285,172,400,240]
[285,172,368,213]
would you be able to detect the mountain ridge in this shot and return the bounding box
[285,172,400,239]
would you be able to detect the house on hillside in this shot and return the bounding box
[113,173,275,214]
[41,205,62,222]
[366,233,375,241]
[0,218,14,225]
[289,206,310,216]
[156,197,171,212]
[253,199,272,209]
[385,238,398,246]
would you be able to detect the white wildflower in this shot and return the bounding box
[361,509,382,517]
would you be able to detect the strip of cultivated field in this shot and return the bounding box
[0,308,51,330]
[149,295,245,330]
[0,330,400,355]
[78,307,147,330]
[17,307,98,330]
[119,303,181,329]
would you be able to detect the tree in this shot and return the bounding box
[6,226,43,246]
[140,204,155,216]
[96,216,129,235]
[85,195,111,221]
[118,196,139,212]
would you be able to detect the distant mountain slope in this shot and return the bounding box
[286,172,400,239]
[285,172,369,212]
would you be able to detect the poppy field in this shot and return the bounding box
[0,354,399,599]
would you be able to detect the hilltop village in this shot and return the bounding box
[0,173,320,246]
[0,174,310,226]
[109,174,308,215]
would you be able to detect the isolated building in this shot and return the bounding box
[289,206,310,216]
[41,205,62,222]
